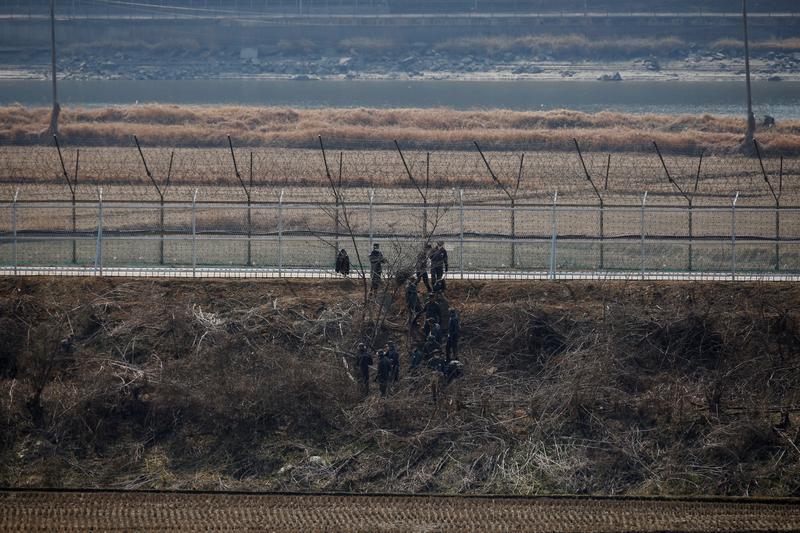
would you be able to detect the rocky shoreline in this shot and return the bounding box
[4,45,800,82]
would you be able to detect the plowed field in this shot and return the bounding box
[1,491,799,532]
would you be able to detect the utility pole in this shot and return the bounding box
[49,0,60,135]
[743,0,756,148]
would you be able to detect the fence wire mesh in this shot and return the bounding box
[1,139,798,279]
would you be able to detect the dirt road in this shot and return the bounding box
[1,491,798,532]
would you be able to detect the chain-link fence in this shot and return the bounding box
[2,188,798,279]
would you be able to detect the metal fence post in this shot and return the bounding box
[549,191,558,280]
[12,188,18,275]
[459,189,464,280]
[510,197,516,269]
[191,188,197,277]
[95,187,103,276]
[775,200,781,272]
[278,189,284,277]
[732,191,739,281]
[159,196,165,265]
[368,188,375,249]
[641,191,647,280]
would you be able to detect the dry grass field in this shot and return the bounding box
[2,106,799,154]
[1,491,799,532]
[2,145,796,205]
[2,279,799,496]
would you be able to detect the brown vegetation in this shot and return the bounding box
[1,278,799,496]
[2,105,799,155]
[433,35,686,59]
[712,37,800,53]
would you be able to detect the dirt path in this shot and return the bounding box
[1,491,799,532]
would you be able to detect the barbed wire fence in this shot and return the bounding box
[0,136,797,279]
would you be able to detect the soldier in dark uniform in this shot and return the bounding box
[376,350,392,397]
[423,318,442,345]
[430,241,449,290]
[425,294,441,324]
[415,243,433,293]
[423,333,440,358]
[335,248,350,277]
[369,243,387,290]
[355,343,372,395]
[410,347,424,370]
[387,341,400,382]
[405,278,422,325]
[446,308,460,360]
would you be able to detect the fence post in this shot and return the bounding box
[368,188,375,249]
[549,191,558,280]
[71,187,77,265]
[731,191,739,281]
[510,197,516,269]
[191,188,197,277]
[247,195,252,267]
[459,189,464,280]
[775,199,780,272]
[641,191,647,280]
[12,188,18,275]
[278,189,284,277]
[159,196,165,265]
[95,187,103,276]
[599,198,604,271]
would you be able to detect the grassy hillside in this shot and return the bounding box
[1,277,798,495]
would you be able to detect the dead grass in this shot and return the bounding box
[434,35,686,59]
[712,37,800,53]
[2,105,799,155]
[1,278,799,496]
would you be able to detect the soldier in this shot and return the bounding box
[446,308,460,360]
[430,241,449,290]
[335,248,350,277]
[424,294,441,324]
[369,243,387,290]
[355,343,372,395]
[405,278,422,325]
[415,243,433,293]
[376,350,392,397]
[423,333,440,358]
[423,318,442,345]
[410,347,424,370]
[443,359,464,385]
[387,341,400,382]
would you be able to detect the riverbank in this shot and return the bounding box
[2,105,799,154]
[5,37,800,83]
[2,278,798,495]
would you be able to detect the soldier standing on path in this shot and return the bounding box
[377,350,392,397]
[430,241,449,290]
[355,343,372,395]
[335,248,350,277]
[415,243,433,293]
[369,243,387,291]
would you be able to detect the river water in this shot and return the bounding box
[1,79,799,118]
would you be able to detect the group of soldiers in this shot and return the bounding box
[334,240,449,293]
[347,240,462,400]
